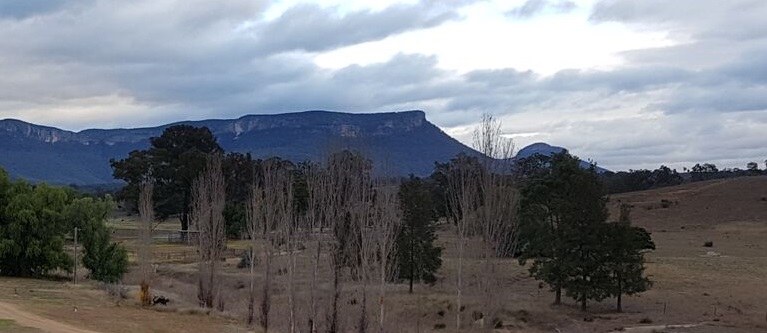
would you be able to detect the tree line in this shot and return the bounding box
[601,160,766,194]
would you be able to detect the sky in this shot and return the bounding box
[0,0,766,171]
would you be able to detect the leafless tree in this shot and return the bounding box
[191,154,226,309]
[350,171,376,333]
[303,162,329,333]
[325,151,372,333]
[252,158,296,332]
[472,114,519,326]
[274,164,297,333]
[138,181,154,307]
[245,177,264,326]
[371,182,401,333]
[444,153,481,329]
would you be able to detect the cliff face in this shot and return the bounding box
[0,110,474,184]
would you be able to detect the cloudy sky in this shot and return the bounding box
[1,0,765,171]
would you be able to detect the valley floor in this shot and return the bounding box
[1,176,766,333]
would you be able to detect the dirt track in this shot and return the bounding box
[0,302,101,333]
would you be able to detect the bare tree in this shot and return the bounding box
[246,177,264,326]
[253,158,296,332]
[303,162,329,333]
[472,114,519,326]
[350,171,376,333]
[325,151,372,333]
[191,154,226,309]
[275,165,297,333]
[138,181,154,307]
[372,183,401,333]
[444,154,481,329]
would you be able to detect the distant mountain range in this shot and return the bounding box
[0,110,604,185]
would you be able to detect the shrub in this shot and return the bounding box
[704,241,714,247]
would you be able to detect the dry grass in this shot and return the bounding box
[2,176,766,332]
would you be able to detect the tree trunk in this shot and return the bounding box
[379,269,385,333]
[581,298,587,311]
[329,261,339,333]
[456,238,464,329]
[181,191,190,232]
[247,249,256,325]
[261,249,272,333]
[358,286,368,333]
[554,284,562,305]
[309,239,321,333]
[617,277,623,313]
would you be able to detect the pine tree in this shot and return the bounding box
[518,153,611,309]
[396,176,442,293]
[604,205,654,312]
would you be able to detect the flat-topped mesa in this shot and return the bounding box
[0,119,80,144]
[0,110,472,184]
[221,110,428,138]
[64,110,428,144]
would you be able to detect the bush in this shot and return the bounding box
[72,198,128,283]
[703,241,714,247]
[84,240,128,283]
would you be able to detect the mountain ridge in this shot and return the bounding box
[0,110,474,184]
[0,111,606,185]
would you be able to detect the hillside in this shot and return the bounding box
[0,110,477,184]
[610,176,767,231]
[604,176,767,332]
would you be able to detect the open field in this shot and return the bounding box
[1,176,766,332]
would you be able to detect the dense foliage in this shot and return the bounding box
[111,125,222,231]
[0,168,127,280]
[395,176,442,292]
[67,197,128,283]
[517,152,654,310]
[0,170,73,276]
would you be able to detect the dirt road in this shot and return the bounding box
[0,302,101,333]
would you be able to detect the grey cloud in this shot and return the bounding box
[507,0,576,18]
[0,0,765,171]
[590,0,767,41]
[254,2,461,54]
[0,0,73,19]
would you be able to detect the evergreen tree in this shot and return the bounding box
[603,205,654,312]
[559,159,611,310]
[518,153,581,305]
[111,125,222,232]
[395,176,442,293]
[518,153,611,309]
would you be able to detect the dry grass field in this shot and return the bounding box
[1,176,765,332]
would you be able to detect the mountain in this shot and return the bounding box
[0,110,479,184]
[515,142,609,173]
[0,112,608,185]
